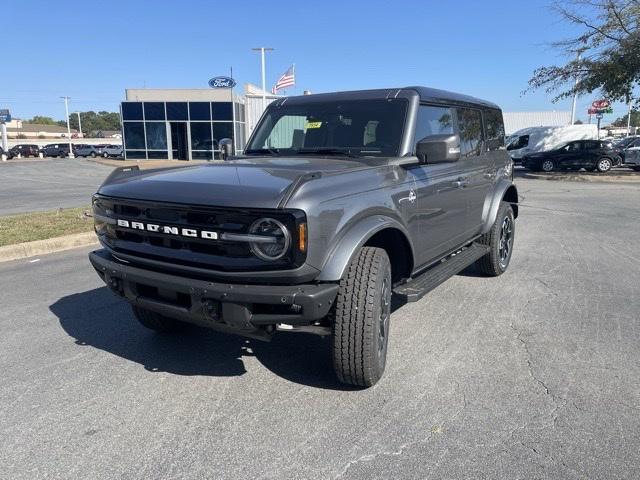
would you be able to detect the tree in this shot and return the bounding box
[24,116,58,125]
[527,1,640,104]
[611,110,640,126]
[67,111,121,135]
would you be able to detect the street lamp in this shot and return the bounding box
[252,47,274,111]
[74,111,82,138]
[60,96,74,158]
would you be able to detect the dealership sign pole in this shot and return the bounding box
[0,108,10,156]
[588,100,612,140]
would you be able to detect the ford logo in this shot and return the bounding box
[208,76,236,89]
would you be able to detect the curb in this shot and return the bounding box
[0,231,98,263]
[517,171,640,184]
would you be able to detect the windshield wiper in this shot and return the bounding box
[244,147,281,156]
[294,148,360,158]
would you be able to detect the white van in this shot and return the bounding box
[506,125,598,162]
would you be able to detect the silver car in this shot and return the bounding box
[97,144,123,158]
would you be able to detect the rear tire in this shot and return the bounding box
[132,306,188,333]
[541,159,555,172]
[596,157,612,173]
[475,201,515,277]
[332,247,392,388]
[91,152,96,158]
[103,152,109,158]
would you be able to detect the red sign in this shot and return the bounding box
[592,99,610,109]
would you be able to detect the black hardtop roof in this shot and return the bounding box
[278,86,501,110]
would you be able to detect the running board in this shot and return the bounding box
[393,243,490,302]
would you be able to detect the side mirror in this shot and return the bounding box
[416,134,461,164]
[219,138,233,160]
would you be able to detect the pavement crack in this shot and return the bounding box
[509,321,550,396]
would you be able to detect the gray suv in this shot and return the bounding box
[89,87,518,387]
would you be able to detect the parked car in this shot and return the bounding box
[9,144,40,157]
[89,86,519,387]
[618,137,640,171]
[521,139,622,173]
[41,143,73,158]
[75,144,99,158]
[0,146,14,160]
[507,125,598,163]
[99,144,123,158]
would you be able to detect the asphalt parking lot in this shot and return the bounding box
[1,176,639,479]
[0,158,113,215]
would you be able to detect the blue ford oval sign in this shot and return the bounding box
[208,76,236,89]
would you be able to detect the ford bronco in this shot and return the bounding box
[89,87,518,387]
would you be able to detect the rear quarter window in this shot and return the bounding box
[484,109,505,151]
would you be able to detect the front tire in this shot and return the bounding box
[132,306,188,333]
[475,201,515,277]
[332,247,392,388]
[596,157,612,173]
[103,152,109,158]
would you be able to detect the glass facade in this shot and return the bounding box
[120,101,246,160]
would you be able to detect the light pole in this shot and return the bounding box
[570,51,581,125]
[252,47,274,111]
[60,96,74,158]
[74,111,82,138]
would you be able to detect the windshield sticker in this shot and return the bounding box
[306,121,322,129]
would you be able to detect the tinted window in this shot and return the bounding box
[166,102,188,120]
[561,142,581,152]
[144,102,165,120]
[123,122,145,149]
[121,102,143,121]
[484,109,505,151]
[145,122,167,149]
[212,102,233,120]
[191,122,212,150]
[583,140,599,150]
[456,108,483,157]
[414,105,454,145]
[212,123,234,145]
[189,102,211,121]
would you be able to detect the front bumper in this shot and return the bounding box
[89,249,339,341]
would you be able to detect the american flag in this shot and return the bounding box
[272,65,295,94]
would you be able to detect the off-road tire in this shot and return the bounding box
[132,305,188,333]
[475,201,515,277]
[332,247,392,388]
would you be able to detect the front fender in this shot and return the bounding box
[315,215,413,282]
[481,179,519,234]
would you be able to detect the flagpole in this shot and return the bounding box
[251,47,274,112]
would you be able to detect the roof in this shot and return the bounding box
[7,123,77,133]
[279,86,501,110]
[503,111,571,134]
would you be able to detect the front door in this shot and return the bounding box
[170,122,188,160]
[406,105,471,268]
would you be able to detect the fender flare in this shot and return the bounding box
[481,179,519,234]
[316,215,414,282]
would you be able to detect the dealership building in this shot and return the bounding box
[121,85,276,161]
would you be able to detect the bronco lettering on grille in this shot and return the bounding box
[116,219,218,240]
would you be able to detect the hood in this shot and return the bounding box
[97,156,371,209]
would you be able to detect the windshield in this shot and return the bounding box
[245,99,408,158]
[506,134,529,150]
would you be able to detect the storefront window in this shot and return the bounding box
[123,122,145,149]
[145,122,167,149]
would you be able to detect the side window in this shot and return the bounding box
[413,105,454,146]
[484,109,505,151]
[456,108,483,157]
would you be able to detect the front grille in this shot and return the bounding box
[93,196,304,272]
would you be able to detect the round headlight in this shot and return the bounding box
[249,218,291,261]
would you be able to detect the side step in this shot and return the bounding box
[393,243,490,302]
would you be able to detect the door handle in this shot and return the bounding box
[452,178,469,188]
[484,170,497,179]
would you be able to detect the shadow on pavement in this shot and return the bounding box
[49,287,356,391]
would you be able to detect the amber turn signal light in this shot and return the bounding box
[298,223,307,252]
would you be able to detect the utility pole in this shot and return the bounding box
[60,96,74,158]
[570,51,581,125]
[626,96,633,136]
[252,47,274,111]
[74,111,82,138]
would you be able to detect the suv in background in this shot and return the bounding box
[41,143,73,158]
[521,140,622,173]
[99,144,123,158]
[75,144,99,158]
[89,87,519,387]
[618,137,640,171]
[9,144,40,157]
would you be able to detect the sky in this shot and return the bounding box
[0,0,626,124]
